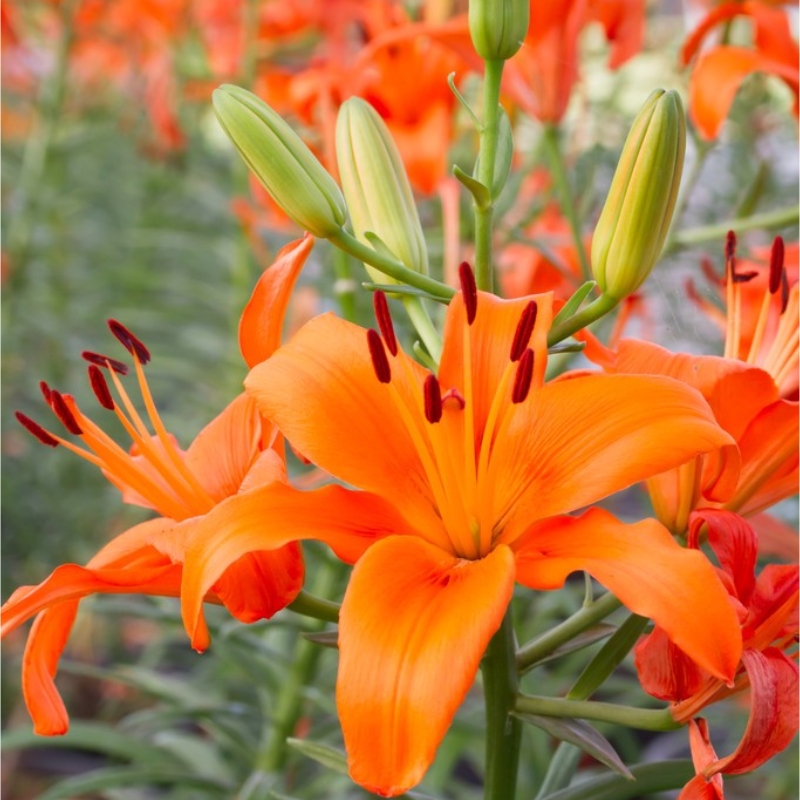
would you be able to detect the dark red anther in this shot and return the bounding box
[39,380,53,405]
[458,262,478,325]
[82,351,129,375]
[769,236,785,296]
[725,230,737,262]
[512,348,534,404]
[15,411,59,447]
[367,329,392,384]
[424,374,443,424]
[373,291,398,356]
[108,319,151,364]
[88,365,115,410]
[510,300,538,362]
[733,269,758,284]
[50,391,83,435]
[781,269,789,314]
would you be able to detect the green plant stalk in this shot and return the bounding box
[7,0,77,281]
[546,293,618,347]
[517,592,622,673]
[473,59,505,292]
[329,229,455,300]
[670,205,800,248]
[288,589,340,622]
[332,247,358,322]
[403,296,443,363]
[514,695,680,732]
[542,124,592,282]
[481,609,522,800]
[257,563,342,772]
[664,135,712,249]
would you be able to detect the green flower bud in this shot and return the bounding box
[592,89,686,300]
[335,97,428,283]
[212,84,347,238]
[469,0,529,61]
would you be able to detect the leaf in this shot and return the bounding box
[519,624,617,673]
[567,613,649,701]
[35,766,231,800]
[285,737,349,775]
[537,760,695,800]
[513,713,633,780]
[1,721,173,768]
[452,165,491,210]
[362,282,451,304]
[552,281,598,326]
[300,630,339,648]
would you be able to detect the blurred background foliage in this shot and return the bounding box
[2,0,797,798]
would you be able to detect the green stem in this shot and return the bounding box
[332,247,358,322]
[287,589,340,623]
[402,296,443,363]
[670,205,800,248]
[329,229,455,300]
[514,695,680,732]
[517,593,621,673]
[473,58,505,292]
[665,136,712,247]
[256,565,342,772]
[542,124,592,282]
[481,609,522,800]
[546,293,618,347]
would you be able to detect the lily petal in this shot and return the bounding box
[245,313,448,547]
[337,535,516,796]
[239,234,314,367]
[512,508,742,681]
[181,482,414,651]
[493,374,735,542]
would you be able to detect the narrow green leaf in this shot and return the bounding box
[1,721,173,768]
[300,630,339,648]
[567,613,649,701]
[447,72,480,128]
[537,759,695,800]
[35,766,231,800]
[362,282,451,304]
[513,713,633,780]
[520,624,616,671]
[285,738,349,775]
[453,165,491,210]
[534,743,582,800]
[547,340,586,355]
[552,281,598,326]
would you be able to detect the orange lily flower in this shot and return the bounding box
[180,267,742,796]
[635,509,799,799]
[583,234,799,539]
[504,0,645,123]
[681,1,799,139]
[0,236,315,735]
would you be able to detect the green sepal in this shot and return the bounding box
[453,164,491,210]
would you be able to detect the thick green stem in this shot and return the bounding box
[517,593,621,673]
[329,229,455,300]
[332,247,358,322]
[403,296,443,363]
[256,565,342,772]
[542,124,592,282]
[547,293,618,347]
[473,59,505,292]
[670,205,799,248]
[287,589,340,623]
[514,695,680,732]
[481,609,522,800]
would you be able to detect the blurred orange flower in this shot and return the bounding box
[681,0,799,139]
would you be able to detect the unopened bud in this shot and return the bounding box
[469,0,529,60]
[213,84,347,238]
[592,89,686,300]
[336,97,428,283]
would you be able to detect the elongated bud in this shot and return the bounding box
[469,0,529,60]
[335,97,428,284]
[592,89,686,300]
[213,85,347,237]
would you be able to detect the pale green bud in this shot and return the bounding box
[335,97,428,283]
[592,89,686,300]
[469,0,529,60]
[212,84,347,238]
